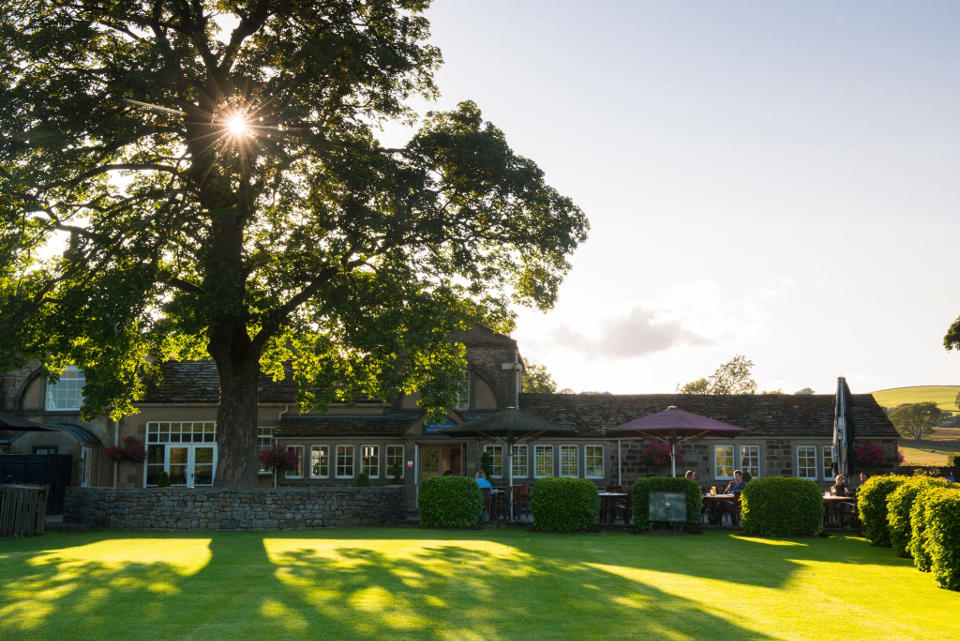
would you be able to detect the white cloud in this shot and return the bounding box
[553,306,713,359]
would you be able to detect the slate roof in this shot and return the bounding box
[142,360,299,404]
[517,392,897,439]
[277,415,416,438]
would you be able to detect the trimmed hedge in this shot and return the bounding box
[887,476,951,557]
[631,477,702,530]
[417,476,482,528]
[531,478,599,532]
[914,487,960,590]
[740,477,823,537]
[857,474,909,546]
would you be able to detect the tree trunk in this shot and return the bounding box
[213,352,261,488]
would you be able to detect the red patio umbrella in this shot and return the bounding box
[607,406,746,477]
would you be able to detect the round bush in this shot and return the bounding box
[909,486,947,572]
[418,476,482,528]
[948,454,960,468]
[857,474,909,546]
[631,477,702,530]
[740,477,823,537]
[531,478,599,532]
[887,476,951,558]
[915,486,960,590]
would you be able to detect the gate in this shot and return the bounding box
[0,454,72,515]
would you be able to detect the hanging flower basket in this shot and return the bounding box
[258,445,299,477]
[854,441,886,468]
[106,435,146,463]
[641,441,683,468]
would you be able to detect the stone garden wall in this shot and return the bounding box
[64,486,405,530]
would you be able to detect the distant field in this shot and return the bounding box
[898,427,960,466]
[872,385,960,413]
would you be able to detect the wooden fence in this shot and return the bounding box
[0,484,48,537]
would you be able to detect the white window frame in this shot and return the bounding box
[822,445,835,481]
[740,445,760,478]
[511,444,529,478]
[585,444,604,479]
[483,444,504,478]
[44,365,85,411]
[144,421,218,487]
[714,444,734,480]
[534,444,554,478]
[285,445,305,479]
[796,445,818,480]
[361,444,380,479]
[336,444,355,479]
[310,445,330,479]
[257,427,274,475]
[386,444,404,479]
[559,444,578,477]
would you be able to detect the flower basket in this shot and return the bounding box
[641,441,683,468]
[258,445,300,486]
[106,435,146,463]
[854,442,886,469]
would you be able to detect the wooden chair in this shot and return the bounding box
[718,491,742,527]
[511,484,531,520]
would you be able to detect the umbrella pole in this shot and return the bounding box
[506,438,514,522]
[671,442,677,478]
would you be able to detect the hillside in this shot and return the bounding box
[871,385,960,414]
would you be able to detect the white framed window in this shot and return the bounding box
[511,444,528,478]
[559,444,578,477]
[822,446,835,480]
[257,427,274,474]
[310,445,330,479]
[740,445,760,478]
[386,444,404,479]
[361,444,380,479]
[454,372,470,411]
[336,444,355,478]
[144,421,217,487]
[285,445,305,479]
[484,444,503,478]
[585,445,604,479]
[797,445,817,480]
[534,444,554,478]
[714,445,734,480]
[44,365,85,411]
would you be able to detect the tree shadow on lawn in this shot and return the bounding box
[0,529,772,641]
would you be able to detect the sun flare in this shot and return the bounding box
[225,112,251,137]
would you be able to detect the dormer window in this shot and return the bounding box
[44,365,85,411]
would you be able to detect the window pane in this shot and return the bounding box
[560,445,578,477]
[311,446,329,478]
[337,445,355,478]
[797,446,817,479]
[585,445,603,479]
[484,445,503,478]
[823,446,835,480]
[285,445,304,478]
[535,445,553,477]
[386,445,404,479]
[362,445,380,478]
[714,445,734,479]
[740,446,760,478]
[511,445,528,478]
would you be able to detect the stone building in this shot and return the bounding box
[1,326,898,502]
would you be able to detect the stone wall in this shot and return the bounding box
[64,486,406,530]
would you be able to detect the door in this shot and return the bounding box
[192,445,216,486]
[168,447,189,485]
[420,445,441,479]
[145,443,217,487]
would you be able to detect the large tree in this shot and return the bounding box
[0,1,587,487]
[677,355,757,395]
[888,402,942,441]
[521,362,557,394]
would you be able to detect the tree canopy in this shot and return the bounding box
[677,355,757,395]
[0,1,588,486]
[521,362,557,394]
[888,402,942,441]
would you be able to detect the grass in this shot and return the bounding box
[1,528,959,641]
[899,426,960,466]
[872,385,960,413]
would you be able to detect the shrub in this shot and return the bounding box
[857,474,910,546]
[740,477,823,537]
[887,476,951,557]
[631,477,701,530]
[418,476,482,528]
[354,471,372,487]
[531,478,599,532]
[156,471,171,488]
[854,441,886,467]
[948,454,960,468]
[909,487,940,572]
[917,487,960,590]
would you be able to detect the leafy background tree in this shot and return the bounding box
[677,355,757,395]
[795,387,815,395]
[521,362,557,394]
[888,402,943,441]
[0,1,587,486]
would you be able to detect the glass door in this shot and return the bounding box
[192,445,216,486]
[420,445,441,479]
[168,447,189,485]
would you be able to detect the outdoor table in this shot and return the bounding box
[823,494,857,528]
[702,493,735,526]
[598,491,627,524]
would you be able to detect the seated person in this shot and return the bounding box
[475,470,492,490]
[684,470,697,481]
[830,474,850,496]
[724,470,746,494]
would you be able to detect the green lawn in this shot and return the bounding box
[2,528,958,641]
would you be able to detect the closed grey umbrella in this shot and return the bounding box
[441,408,576,520]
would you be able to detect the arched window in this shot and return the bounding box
[44,365,85,411]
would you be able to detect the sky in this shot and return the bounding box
[384,0,960,395]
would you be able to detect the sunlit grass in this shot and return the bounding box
[0,529,958,641]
